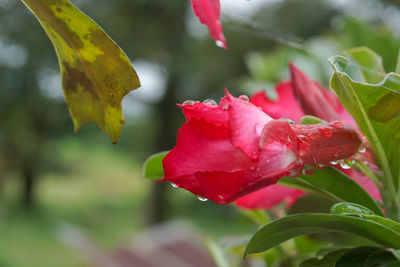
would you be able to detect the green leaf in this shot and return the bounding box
[335,246,399,266]
[361,215,400,234]
[244,213,400,256]
[300,248,349,267]
[298,168,383,216]
[330,202,376,216]
[300,115,326,125]
[329,50,400,203]
[21,0,141,144]
[143,151,168,180]
[346,47,386,84]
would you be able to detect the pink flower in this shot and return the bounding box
[191,0,227,49]
[235,63,380,210]
[160,90,361,204]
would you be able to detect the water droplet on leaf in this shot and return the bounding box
[171,183,178,188]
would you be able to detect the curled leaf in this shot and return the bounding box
[21,0,141,143]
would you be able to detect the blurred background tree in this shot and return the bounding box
[1,0,400,266]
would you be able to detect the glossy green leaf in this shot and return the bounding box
[335,246,399,266]
[300,248,349,267]
[143,151,168,180]
[361,215,400,234]
[244,213,400,256]
[21,0,140,143]
[298,168,383,216]
[330,202,376,216]
[329,49,400,202]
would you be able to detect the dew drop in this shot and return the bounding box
[317,163,327,169]
[358,147,366,153]
[197,196,208,202]
[329,121,344,129]
[330,160,339,165]
[319,127,332,138]
[218,195,224,200]
[302,165,316,175]
[215,40,224,48]
[171,183,178,188]
[250,166,255,171]
[280,118,295,125]
[289,166,302,177]
[203,99,217,106]
[339,160,351,169]
[238,95,249,102]
[334,149,344,158]
[182,100,195,105]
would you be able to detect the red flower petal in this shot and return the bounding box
[250,82,305,123]
[162,120,252,181]
[225,90,272,160]
[291,122,361,165]
[162,91,362,204]
[289,62,341,122]
[191,0,227,49]
[180,101,228,127]
[235,185,305,210]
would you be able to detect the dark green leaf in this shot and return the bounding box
[21,0,141,143]
[331,202,376,216]
[361,215,400,234]
[298,168,383,216]
[244,213,400,256]
[300,248,349,267]
[143,151,168,180]
[335,246,399,267]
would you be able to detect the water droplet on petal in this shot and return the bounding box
[238,95,249,102]
[330,160,339,165]
[197,196,208,202]
[203,99,217,106]
[339,160,351,169]
[171,183,178,188]
[317,163,327,169]
[302,165,316,175]
[358,147,366,153]
[218,195,224,200]
[329,121,344,129]
[215,40,224,48]
[280,118,295,125]
[182,100,195,105]
[334,149,344,158]
[319,127,332,138]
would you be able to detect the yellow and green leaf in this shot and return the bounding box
[21,0,141,143]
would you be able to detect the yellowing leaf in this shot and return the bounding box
[21,0,140,143]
